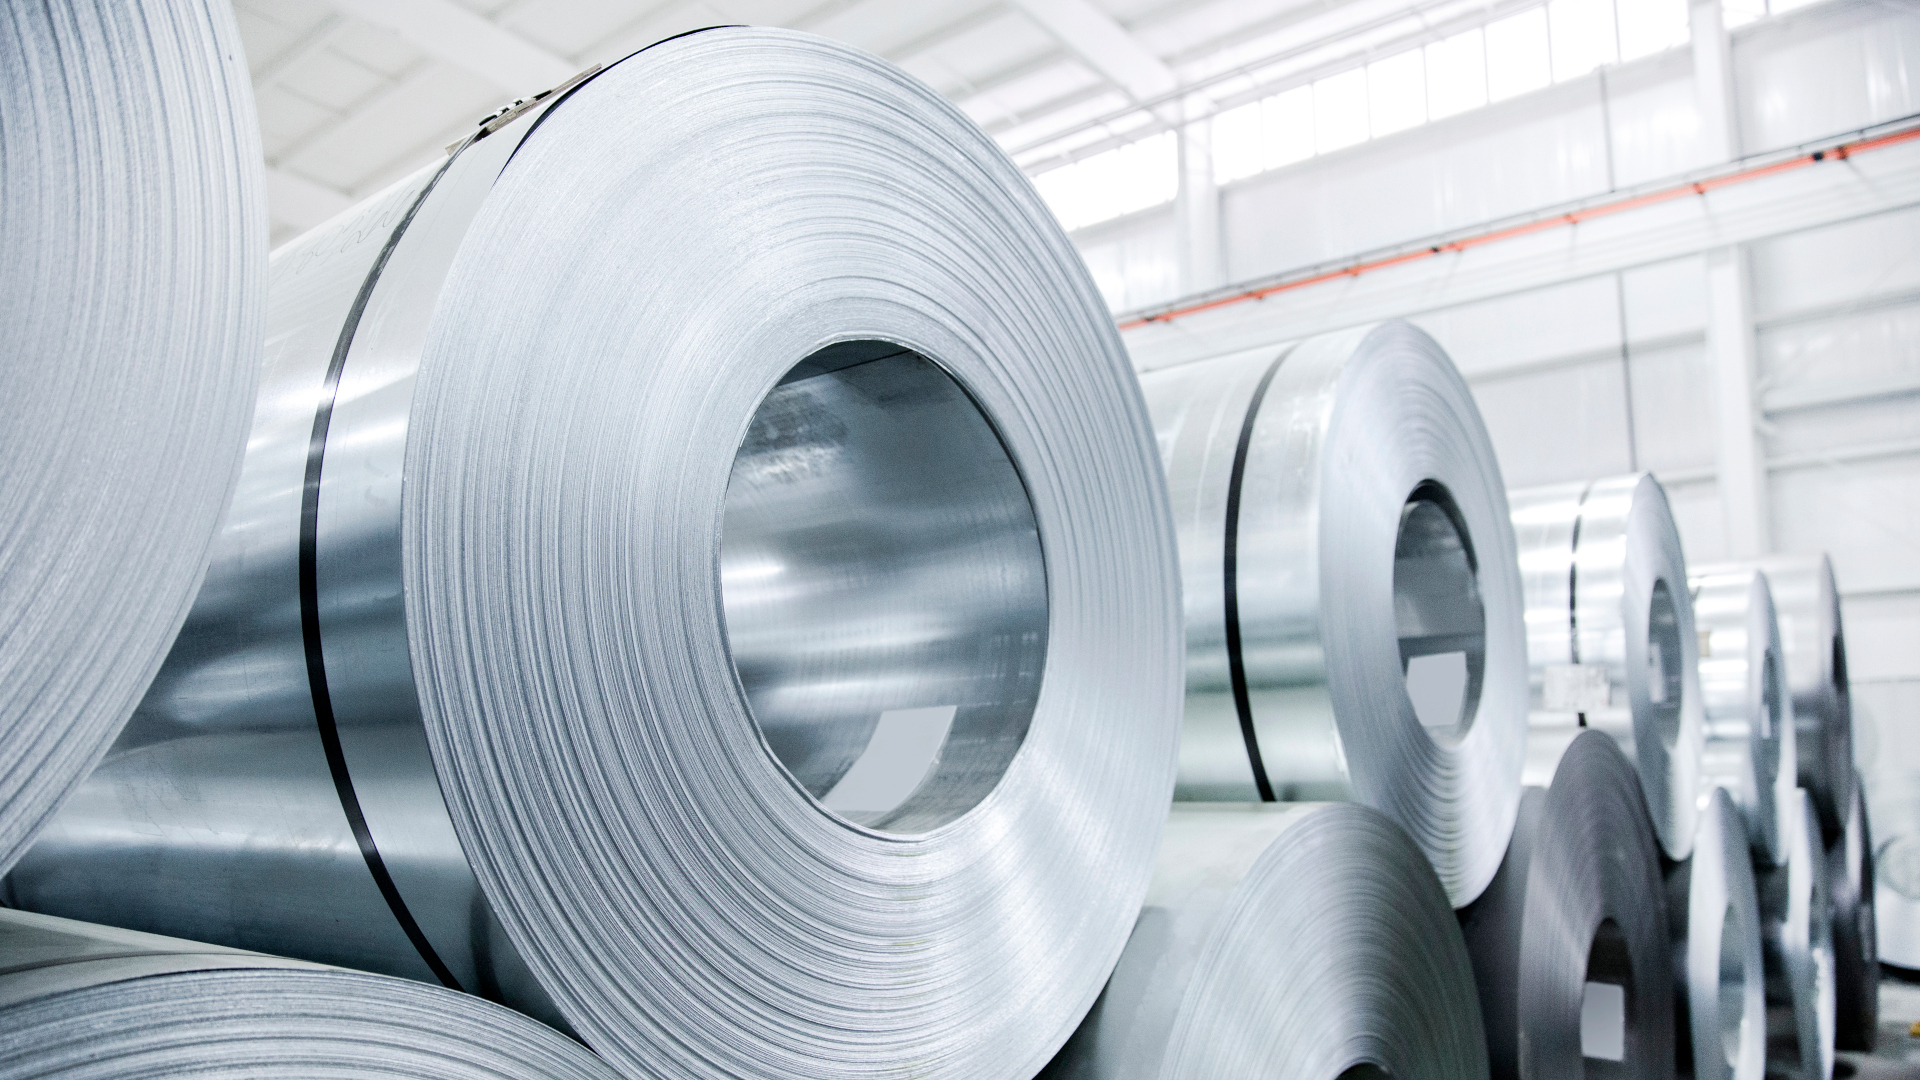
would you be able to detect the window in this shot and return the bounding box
[1369,49,1428,137]
[1548,0,1619,81]
[1314,67,1370,152]
[1046,0,1827,233]
[1033,132,1178,233]
[1617,0,1689,60]
[1426,28,1488,120]
[1486,7,1552,102]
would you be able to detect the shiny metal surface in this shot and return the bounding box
[1139,321,1527,907]
[0,0,263,875]
[721,345,1047,833]
[1509,473,1707,860]
[1458,731,1673,1080]
[7,102,564,1024]
[1744,554,1854,840]
[1042,803,1488,1080]
[1832,771,1880,1051]
[0,908,618,1079]
[1757,787,1836,1080]
[1689,566,1789,864]
[1671,787,1768,1080]
[398,28,1181,1080]
[15,29,1186,1080]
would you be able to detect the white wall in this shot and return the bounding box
[1096,0,1920,893]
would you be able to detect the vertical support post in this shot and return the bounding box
[1705,246,1770,557]
[1689,0,1737,162]
[1692,0,1767,556]
[1176,95,1223,296]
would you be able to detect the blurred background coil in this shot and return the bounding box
[1830,770,1879,1050]
[1755,788,1835,1080]
[1041,803,1487,1080]
[1690,566,1789,865]
[1670,787,1767,1080]
[1509,473,1706,861]
[0,908,619,1080]
[1741,555,1853,842]
[1140,321,1526,907]
[0,0,264,874]
[1458,730,1673,1080]
[7,26,1183,1080]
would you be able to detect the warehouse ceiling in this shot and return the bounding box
[238,0,1526,245]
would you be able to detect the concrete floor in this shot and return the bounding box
[1838,972,1920,1079]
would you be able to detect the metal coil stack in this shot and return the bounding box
[0,10,1887,1080]
[0,0,264,877]
[1509,474,1707,861]
[1458,730,1675,1079]
[1044,803,1488,1080]
[1140,321,1527,908]
[6,26,1184,1080]
[0,908,619,1080]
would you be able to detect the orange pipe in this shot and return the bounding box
[1116,122,1920,332]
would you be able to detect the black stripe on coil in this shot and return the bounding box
[1222,352,1290,803]
[1568,481,1594,726]
[300,151,464,992]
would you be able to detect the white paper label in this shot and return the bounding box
[1581,980,1626,1061]
[1544,663,1611,713]
[822,705,957,815]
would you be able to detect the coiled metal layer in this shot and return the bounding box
[1745,555,1853,840]
[0,0,264,874]
[1509,473,1706,860]
[1042,803,1488,1080]
[10,28,1182,1080]
[1689,566,1788,864]
[1458,730,1673,1080]
[1669,787,1767,1080]
[1140,321,1526,907]
[1830,770,1878,1051]
[0,908,617,1079]
[1756,787,1835,1079]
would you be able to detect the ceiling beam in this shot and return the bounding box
[327,0,576,96]
[264,167,354,233]
[1007,0,1178,107]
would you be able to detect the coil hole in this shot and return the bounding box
[1645,579,1685,750]
[1392,481,1487,746]
[720,341,1049,835]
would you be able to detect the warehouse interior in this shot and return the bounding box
[3,0,1918,1077]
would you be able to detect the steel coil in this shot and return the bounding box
[1458,730,1674,1080]
[1689,566,1789,864]
[1042,802,1488,1080]
[1140,321,1526,907]
[0,908,617,1079]
[1830,770,1878,1051]
[0,0,263,874]
[1738,555,1853,842]
[1756,787,1835,1079]
[7,28,1182,1080]
[1509,473,1707,861]
[1669,787,1767,1080]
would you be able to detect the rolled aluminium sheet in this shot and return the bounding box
[0,908,619,1080]
[1755,787,1835,1080]
[1689,566,1789,865]
[1140,321,1527,907]
[0,0,264,875]
[1509,473,1706,861]
[8,27,1183,1080]
[1830,770,1878,1051]
[1042,802,1488,1080]
[1744,555,1853,840]
[1668,787,1767,1080]
[1457,730,1673,1080]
